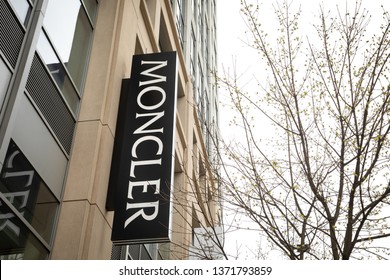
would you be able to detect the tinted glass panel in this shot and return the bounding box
[0,57,11,110]
[158,243,170,260]
[0,196,48,260]
[83,0,98,22]
[44,0,93,91]
[0,140,59,244]
[8,0,31,26]
[140,245,151,260]
[145,243,158,259]
[128,244,140,260]
[37,31,79,114]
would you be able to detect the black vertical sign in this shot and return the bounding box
[108,52,178,244]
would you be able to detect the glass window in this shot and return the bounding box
[43,0,93,92]
[0,140,59,245]
[82,0,98,22]
[140,245,152,260]
[145,243,158,259]
[158,243,170,260]
[127,244,140,260]
[8,0,31,26]
[190,26,196,77]
[175,0,185,49]
[36,31,80,114]
[0,57,12,110]
[0,196,49,260]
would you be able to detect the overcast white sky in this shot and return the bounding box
[217,0,390,64]
[216,0,390,260]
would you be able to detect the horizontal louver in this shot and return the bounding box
[26,54,75,154]
[0,0,24,68]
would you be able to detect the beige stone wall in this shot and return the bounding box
[51,0,219,260]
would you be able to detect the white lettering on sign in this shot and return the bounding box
[124,59,168,228]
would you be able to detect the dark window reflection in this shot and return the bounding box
[0,140,59,245]
[0,196,49,260]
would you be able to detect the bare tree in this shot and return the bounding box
[164,112,228,260]
[217,0,390,259]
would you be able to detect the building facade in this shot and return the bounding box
[173,0,219,163]
[0,0,221,260]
